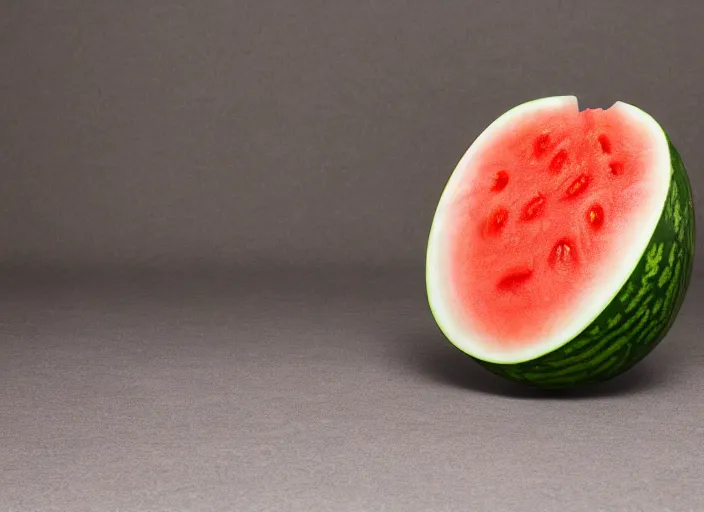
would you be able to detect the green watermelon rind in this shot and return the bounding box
[469,133,696,389]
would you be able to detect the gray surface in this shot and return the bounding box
[1,269,703,512]
[1,0,704,269]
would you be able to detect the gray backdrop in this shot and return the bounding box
[2,2,703,511]
[2,0,703,270]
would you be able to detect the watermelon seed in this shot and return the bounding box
[586,204,604,230]
[609,161,624,175]
[497,268,534,291]
[520,193,546,221]
[486,206,509,235]
[549,149,569,173]
[549,238,577,269]
[491,170,509,192]
[534,133,550,157]
[598,134,612,154]
[565,173,591,199]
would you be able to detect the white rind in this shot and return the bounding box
[426,96,672,364]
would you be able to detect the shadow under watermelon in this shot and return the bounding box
[403,330,674,399]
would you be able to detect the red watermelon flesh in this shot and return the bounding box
[445,101,663,350]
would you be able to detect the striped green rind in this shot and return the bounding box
[474,135,695,389]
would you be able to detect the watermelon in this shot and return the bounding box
[426,96,695,389]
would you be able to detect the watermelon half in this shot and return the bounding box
[426,96,695,389]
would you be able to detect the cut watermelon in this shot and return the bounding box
[426,96,695,389]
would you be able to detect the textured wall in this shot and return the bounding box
[1,1,702,269]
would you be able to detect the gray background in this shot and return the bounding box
[1,1,703,511]
[3,0,704,269]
